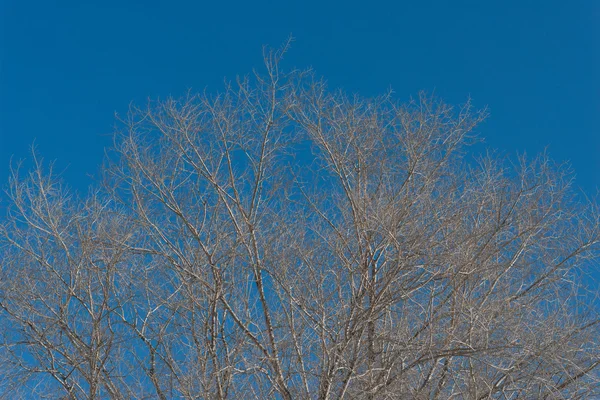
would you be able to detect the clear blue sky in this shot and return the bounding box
[1,0,598,195]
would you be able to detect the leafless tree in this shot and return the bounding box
[1,46,599,399]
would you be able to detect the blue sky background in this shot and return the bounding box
[1,0,598,196]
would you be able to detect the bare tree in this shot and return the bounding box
[1,47,599,399]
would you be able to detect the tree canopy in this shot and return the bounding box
[1,49,599,399]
